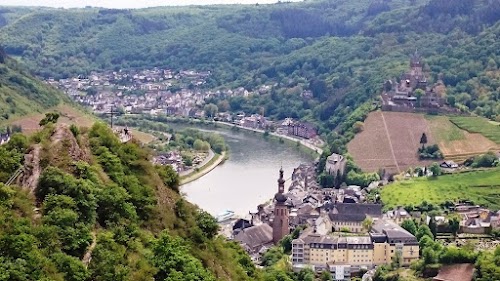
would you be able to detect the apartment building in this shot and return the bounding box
[292,219,419,280]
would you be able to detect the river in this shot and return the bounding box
[171,124,315,218]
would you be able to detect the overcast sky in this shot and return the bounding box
[0,0,301,9]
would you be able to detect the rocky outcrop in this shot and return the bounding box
[50,124,90,163]
[16,144,41,194]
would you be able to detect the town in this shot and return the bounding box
[41,55,500,281]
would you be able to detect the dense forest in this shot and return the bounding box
[0,0,499,156]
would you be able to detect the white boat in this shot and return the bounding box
[216,210,235,222]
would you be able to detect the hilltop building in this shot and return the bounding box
[291,219,419,280]
[273,168,290,244]
[382,50,446,111]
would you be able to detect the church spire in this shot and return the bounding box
[278,167,285,193]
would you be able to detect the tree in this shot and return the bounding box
[203,103,218,118]
[416,225,434,240]
[429,217,437,239]
[155,165,180,192]
[429,162,441,177]
[280,235,293,254]
[321,270,332,281]
[401,219,417,236]
[362,217,374,232]
[414,89,425,107]
[353,121,364,133]
[195,211,219,240]
[391,250,402,269]
[297,268,315,281]
[448,216,460,237]
[419,132,428,149]
[39,112,60,127]
[422,247,438,265]
[152,231,216,281]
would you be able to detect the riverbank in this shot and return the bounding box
[120,115,325,157]
[179,151,226,185]
[214,121,324,157]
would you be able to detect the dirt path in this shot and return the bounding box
[82,231,97,268]
[380,112,401,173]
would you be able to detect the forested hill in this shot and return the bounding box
[0,48,67,123]
[0,122,258,280]
[0,0,499,142]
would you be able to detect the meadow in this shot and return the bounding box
[427,115,498,162]
[450,116,500,144]
[380,168,500,210]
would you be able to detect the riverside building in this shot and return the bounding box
[291,219,419,280]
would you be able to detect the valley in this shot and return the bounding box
[0,0,500,280]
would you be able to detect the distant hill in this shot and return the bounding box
[0,48,68,125]
[0,0,498,154]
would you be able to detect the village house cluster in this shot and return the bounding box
[49,68,322,142]
[227,162,420,279]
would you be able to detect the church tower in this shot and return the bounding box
[273,168,289,244]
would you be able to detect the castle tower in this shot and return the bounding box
[273,168,289,244]
[410,49,423,77]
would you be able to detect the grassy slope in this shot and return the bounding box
[450,116,500,144]
[427,115,499,160]
[380,168,500,210]
[0,58,68,125]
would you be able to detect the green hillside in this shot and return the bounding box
[0,49,67,124]
[450,116,500,144]
[0,122,258,280]
[380,168,500,210]
[0,0,499,155]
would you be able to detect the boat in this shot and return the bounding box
[216,209,235,222]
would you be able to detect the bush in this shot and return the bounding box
[418,144,443,160]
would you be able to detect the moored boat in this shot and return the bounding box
[216,209,235,222]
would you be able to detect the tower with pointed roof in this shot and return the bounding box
[410,49,423,77]
[273,168,289,244]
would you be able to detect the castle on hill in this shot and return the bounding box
[381,50,446,112]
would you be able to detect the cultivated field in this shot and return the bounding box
[380,168,500,210]
[427,116,499,162]
[450,116,500,145]
[347,111,434,174]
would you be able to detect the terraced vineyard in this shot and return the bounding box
[347,111,434,174]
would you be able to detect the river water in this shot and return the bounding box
[171,124,314,217]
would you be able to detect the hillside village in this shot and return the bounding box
[47,68,322,141]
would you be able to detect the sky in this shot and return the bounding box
[0,0,301,9]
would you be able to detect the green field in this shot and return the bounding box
[450,116,500,144]
[380,168,500,210]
